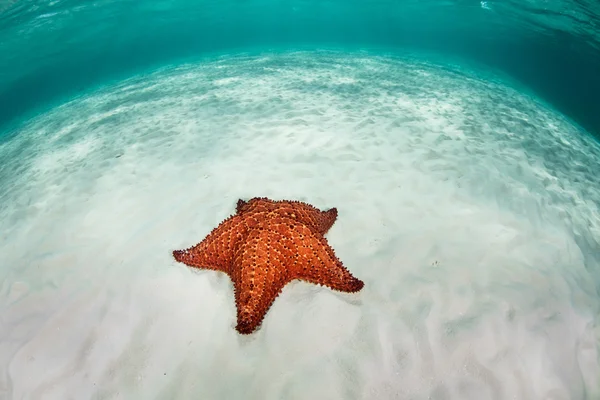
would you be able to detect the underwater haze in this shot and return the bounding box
[1,1,600,400]
[1,0,600,137]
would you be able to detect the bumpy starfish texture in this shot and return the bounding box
[235,197,339,235]
[173,197,364,334]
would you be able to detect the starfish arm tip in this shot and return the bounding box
[351,278,365,292]
[172,249,186,262]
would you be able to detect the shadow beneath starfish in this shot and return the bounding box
[235,328,261,344]
[287,281,365,307]
[327,289,364,307]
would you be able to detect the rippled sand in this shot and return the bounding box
[1,51,599,400]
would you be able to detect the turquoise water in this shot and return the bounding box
[1,1,600,400]
[1,0,600,137]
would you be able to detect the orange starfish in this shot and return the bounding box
[173,197,364,334]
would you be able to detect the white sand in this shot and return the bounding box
[0,51,599,400]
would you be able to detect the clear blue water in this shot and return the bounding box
[1,1,600,399]
[1,0,599,138]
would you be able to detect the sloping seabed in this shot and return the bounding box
[2,0,600,138]
[0,51,599,399]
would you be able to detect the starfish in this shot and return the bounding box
[172,197,364,334]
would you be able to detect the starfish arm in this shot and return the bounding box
[283,220,363,293]
[236,197,339,235]
[277,203,338,235]
[232,228,290,334]
[236,198,248,214]
[172,214,246,274]
[314,207,338,234]
[253,215,363,293]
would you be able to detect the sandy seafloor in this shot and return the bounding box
[1,51,599,400]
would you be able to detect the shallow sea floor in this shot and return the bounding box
[1,51,599,400]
